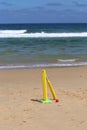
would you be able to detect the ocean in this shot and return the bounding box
[0,23,87,69]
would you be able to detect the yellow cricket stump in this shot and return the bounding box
[42,69,48,100]
[47,78,59,103]
[40,69,52,103]
[47,78,57,100]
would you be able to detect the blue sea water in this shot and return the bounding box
[0,23,87,69]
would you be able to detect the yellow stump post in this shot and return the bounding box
[47,79,57,100]
[47,78,59,102]
[42,69,48,100]
[40,69,52,103]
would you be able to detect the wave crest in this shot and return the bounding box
[0,31,87,38]
[0,30,27,34]
[58,59,77,62]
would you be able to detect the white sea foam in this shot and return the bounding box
[0,30,27,34]
[0,62,87,69]
[0,31,87,38]
[58,59,77,62]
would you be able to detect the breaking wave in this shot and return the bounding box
[0,30,27,34]
[58,59,77,62]
[1,30,87,38]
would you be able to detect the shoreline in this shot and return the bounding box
[0,66,87,130]
[0,61,87,70]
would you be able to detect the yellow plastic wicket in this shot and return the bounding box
[42,69,48,100]
[41,69,59,103]
[47,79,57,100]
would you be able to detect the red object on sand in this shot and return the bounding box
[55,99,59,103]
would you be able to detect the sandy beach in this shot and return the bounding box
[0,67,87,130]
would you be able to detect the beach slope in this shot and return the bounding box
[0,67,87,130]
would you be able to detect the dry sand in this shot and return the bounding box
[0,67,87,130]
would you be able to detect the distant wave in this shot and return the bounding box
[1,31,87,38]
[58,59,77,62]
[0,30,27,34]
